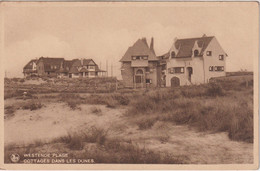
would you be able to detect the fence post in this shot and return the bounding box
[116,79,118,91]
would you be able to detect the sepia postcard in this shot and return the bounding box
[0,1,259,170]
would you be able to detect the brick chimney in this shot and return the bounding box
[150,37,155,55]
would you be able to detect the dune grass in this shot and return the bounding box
[126,77,254,143]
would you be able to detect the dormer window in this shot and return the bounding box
[132,56,148,60]
[219,55,224,60]
[194,49,199,57]
[171,51,176,58]
[143,56,148,60]
[206,51,212,56]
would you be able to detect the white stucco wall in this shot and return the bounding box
[203,37,227,82]
[165,37,227,87]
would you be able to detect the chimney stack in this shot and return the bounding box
[150,37,155,55]
[80,58,84,66]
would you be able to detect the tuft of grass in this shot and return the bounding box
[4,106,16,118]
[91,106,102,116]
[137,118,157,130]
[206,82,224,97]
[53,126,108,150]
[22,100,43,111]
[59,93,84,110]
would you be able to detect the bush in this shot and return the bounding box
[206,82,224,96]
[228,102,253,143]
[137,118,157,130]
[4,106,16,119]
[59,93,84,110]
[22,101,43,111]
[91,107,102,116]
[54,126,108,150]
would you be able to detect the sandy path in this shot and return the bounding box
[4,101,253,164]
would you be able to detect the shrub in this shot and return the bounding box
[106,99,117,108]
[22,101,43,111]
[91,106,102,116]
[54,126,108,150]
[206,82,224,96]
[83,126,108,145]
[112,94,130,105]
[59,93,84,110]
[180,85,206,98]
[4,106,16,119]
[228,102,253,143]
[137,118,157,130]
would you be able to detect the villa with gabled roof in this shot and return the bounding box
[160,34,227,87]
[120,37,162,88]
[24,57,106,78]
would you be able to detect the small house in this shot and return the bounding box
[120,37,161,88]
[162,35,227,87]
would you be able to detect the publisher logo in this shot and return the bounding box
[10,153,20,163]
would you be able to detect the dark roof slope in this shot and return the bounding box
[37,57,64,72]
[23,59,38,70]
[120,38,158,62]
[69,58,100,73]
[163,36,214,58]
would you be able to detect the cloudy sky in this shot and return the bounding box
[1,2,258,78]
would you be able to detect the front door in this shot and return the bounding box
[135,69,144,88]
[171,77,180,87]
[187,67,193,82]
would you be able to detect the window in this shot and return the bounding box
[89,66,95,69]
[132,56,148,60]
[54,66,57,69]
[168,67,184,74]
[214,66,224,71]
[219,55,224,60]
[146,79,152,84]
[171,51,176,58]
[194,50,199,57]
[136,69,143,75]
[206,51,212,56]
[209,66,214,71]
[145,67,150,72]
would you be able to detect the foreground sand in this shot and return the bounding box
[4,99,253,164]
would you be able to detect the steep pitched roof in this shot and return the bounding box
[120,38,158,62]
[164,36,214,58]
[37,57,64,72]
[23,59,38,70]
[69,58,99,73]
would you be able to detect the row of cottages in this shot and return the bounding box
[120,35,227,87]
[23,57,106,78]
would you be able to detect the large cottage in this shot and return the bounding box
[161,35,227,87]
[23,59,38,77]
[68,59,106,78]
[120,38,162,88]
[23,57,106,78]
[36,57,64,77]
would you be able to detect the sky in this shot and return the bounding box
[1,2,258,78]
